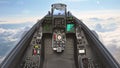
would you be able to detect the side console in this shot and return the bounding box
[18,26,42,68]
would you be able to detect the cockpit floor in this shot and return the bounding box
[43,36,76,68]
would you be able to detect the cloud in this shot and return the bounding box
[98,26,120,48]
[81,16,120,31]
[0,26,31,42]
[72,9,120,63]
[94,23,117,32]
[97,25,119,63]
[98,28,120,63]
[0,56,5,64]
[84,16,120,63]
[0,23,33,63]
[88,18,103,21]
[0,21,7,22]
[0,16,43,24]
[71,10,120,20]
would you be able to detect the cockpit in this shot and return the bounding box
[0,3,119,68]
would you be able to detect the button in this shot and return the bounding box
[37,37,41,39]
[53,48,57,50]
[54,34,56,40]
[57,35,62,40]
[34,45,39,49]
[33,49,37,55]
[37,49,40,55]
[79,49,85,54]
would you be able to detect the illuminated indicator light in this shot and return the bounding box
[53,48,57,50]
[57,35,62,40]
[79,49,85,54]
[37,50,40,55]
[54,34,56,40]
[34,45,39,49]
[33,49,37,55]
[67,24,74,32]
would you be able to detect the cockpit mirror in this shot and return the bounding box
[51,3,67,16]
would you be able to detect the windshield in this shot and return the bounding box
[53,9,65,15]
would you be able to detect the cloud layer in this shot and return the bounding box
[0,23,33,63]
[82,16,120,63]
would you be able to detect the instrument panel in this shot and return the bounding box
[52,29,66,52]
[42,16,76,33]
[42,17,52,33]
[54,18,65,28]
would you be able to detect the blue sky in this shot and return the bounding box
[0,0,120,24]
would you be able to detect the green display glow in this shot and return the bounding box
[67,24,74,32]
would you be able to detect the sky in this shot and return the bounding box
[0,0,120,64]
[0,0,120,24]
